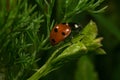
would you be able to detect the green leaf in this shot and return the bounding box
[51,42,87,66]
[75,55,99,80]
[95,48,106,54]
[80,21,105,54]
[81,20,98,43]
[71,20,98,45]
[87,37,103,51]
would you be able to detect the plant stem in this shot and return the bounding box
[27,43,70,80]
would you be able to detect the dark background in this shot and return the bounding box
[0,0,120,80]
[95,0,120,80]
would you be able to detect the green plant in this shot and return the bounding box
[0,0,106,80]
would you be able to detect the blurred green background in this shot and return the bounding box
[0,0,120,80]
[94,0,120,80]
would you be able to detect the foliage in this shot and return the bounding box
[0,0,107,80]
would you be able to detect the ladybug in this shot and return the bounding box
[50,23,82,46]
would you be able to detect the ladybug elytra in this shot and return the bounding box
[50,23,82,46]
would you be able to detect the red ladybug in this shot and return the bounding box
[50,23,82,46]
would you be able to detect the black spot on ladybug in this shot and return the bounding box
[54,28,58,32]
[61,32,65,36]
[51,39,56,43]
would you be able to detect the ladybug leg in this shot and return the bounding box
[63,33,73,45]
